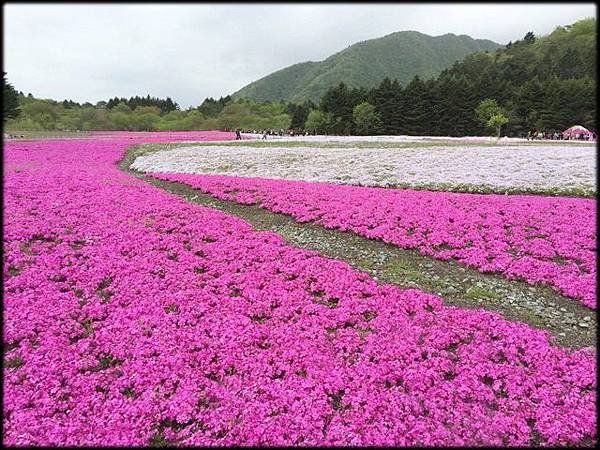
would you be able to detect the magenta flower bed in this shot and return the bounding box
[89,131,252,141]
[3,134,596,446]
[150,174,597,309]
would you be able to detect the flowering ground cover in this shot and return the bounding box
[132,143,597,196]
[89,131,251,142]
[3,133,596,446]
[148,174,596,309]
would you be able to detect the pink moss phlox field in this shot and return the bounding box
[89,131,253,141]
[151,174,597,309]
[3,133,596,446]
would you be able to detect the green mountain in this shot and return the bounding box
[232,30,501,103]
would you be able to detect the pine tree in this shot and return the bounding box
[523,31,536,44]
[511,77,546,133]
[320,82,355,134]
[3,72,20,121]
[400,76,435,135]
[368,78,395,134]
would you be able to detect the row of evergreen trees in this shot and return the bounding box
[105,95,179,114]
[302,73,594,137]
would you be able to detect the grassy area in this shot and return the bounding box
[126,140,473,153]
[208,140,475,149]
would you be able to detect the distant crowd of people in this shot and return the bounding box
[526,130,596,141]
[526,130,564,140]
[3,133,25,139]
[230,128,316,140]
[258,128,314,140]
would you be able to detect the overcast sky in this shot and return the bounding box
[3,3,596,108]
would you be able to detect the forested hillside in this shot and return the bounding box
[306,18,596,136]
[232,30,500,103]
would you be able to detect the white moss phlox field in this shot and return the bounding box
[131,144,596,194]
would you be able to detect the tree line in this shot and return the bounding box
[2,88,297,132]
[105,95,179,114]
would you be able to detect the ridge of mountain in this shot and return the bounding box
[231,30,501,103]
